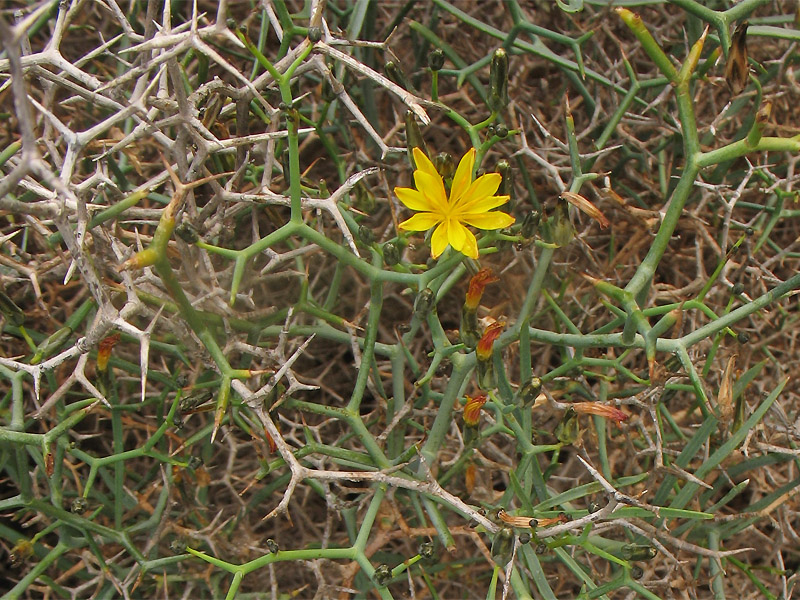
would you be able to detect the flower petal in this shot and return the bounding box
[459,194,510,214]
[447,218,467,253]
[399,212,442,231]
[414,171,447,212]
[395,187,430,212]
[451,148,475,203]
[449,220,479,258]
[413,147,440,180]
[431,220,450,258]
[461,211,516,230]
[453,172,502,210]
[462,230,479,258]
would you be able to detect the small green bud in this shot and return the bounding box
[385,61,411,91]
[354,181,376,214]
[307,26,322,42]
[358,225,375,246]
[521,210,540,239]
[374,563,391,586]
[414,288,436,319]
[434,152,454,180]
[495,125,508,138]
[419,541,435,561]
[428,48,445,71]
[488,48,509,112]
[517,377,542,405]
[491,527,514,566]
[169,538,187,554]
[476,358,496,391]
[554,407,579,445]
[179,389,213,413]
[496,159,514,209]
[71,497,88,514]
[382,241,401,266]
[518,532,531,545]
[405,111,427,168]
[621,544,657,561]
[175,222,200,244]
[551,197,574,247]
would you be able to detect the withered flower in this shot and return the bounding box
[463,394,488,427]
[572,401,628,424]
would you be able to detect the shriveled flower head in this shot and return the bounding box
[97,333,121,371]
[395,147,515,259]
[463,394,488,427]
[476,321,504,361]
[465,268,499,311]
[572,402,628,424]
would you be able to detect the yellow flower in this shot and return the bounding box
[395,147,515,259]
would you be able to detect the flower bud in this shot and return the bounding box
[383,241,401,266]
[405,111,428,169]
[354,181,376,214]
[495,125,508,138]
[419,541,435,561]
[488,48,509,112]
[169,538,187,554]
[434,152,454,180]
[496,160,514,209]
[175,221,200,244]
[374,563,391,586]
[428,48,445,71]
[521,210,540,239]
[414,288,436,319]
[551,197,574,247]
[555,406,579,445]
[266,539,279,554]
[491,527,514,566]
[9,539,34,567]
[725,22,749,95]
[307,26,322,42]
[71,497,88,514]
[622,544,657,561]
[385,60,411,91]
[358,225,375,246]
[517,377,542,406]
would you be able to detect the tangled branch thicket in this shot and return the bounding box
[3,0,800,598]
